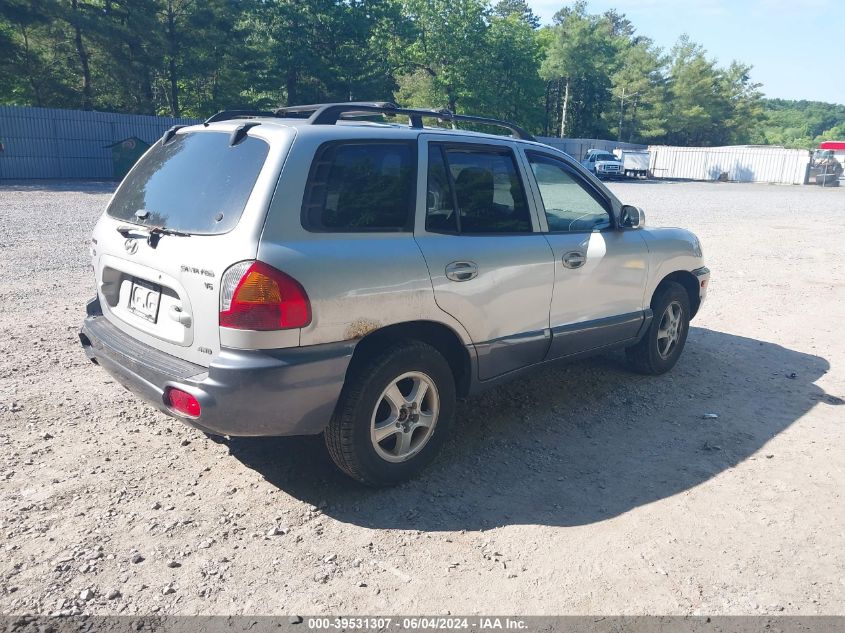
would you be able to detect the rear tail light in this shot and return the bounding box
[219,260,311,331]
[165,387,201,418]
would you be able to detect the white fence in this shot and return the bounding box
[647,145,810,185]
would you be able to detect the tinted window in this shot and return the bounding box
[107,132,269,235]
[302,142,415,231]
[425,145,532,234]
[528,153,611,233]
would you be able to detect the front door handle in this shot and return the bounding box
[445,261,478,282]
[562,251,586,269]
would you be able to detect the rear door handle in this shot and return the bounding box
[562,251,586,269]
[445,261,478,282]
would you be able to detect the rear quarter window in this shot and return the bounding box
[107,131,269,235]
[301,141,416,232]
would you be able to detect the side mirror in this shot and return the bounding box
[620,205,645,229]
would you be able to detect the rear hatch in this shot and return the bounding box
[90,124,291,367]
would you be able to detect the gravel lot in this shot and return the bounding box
[0,180,843,617]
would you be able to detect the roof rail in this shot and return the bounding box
[274,101,535,141]
[204,109,278,125]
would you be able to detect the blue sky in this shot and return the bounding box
[526,0,845,105]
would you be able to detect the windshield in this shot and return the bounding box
[107,131,269,235]
[593,153,617,162]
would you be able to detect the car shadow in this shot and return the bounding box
[222,327,838,530]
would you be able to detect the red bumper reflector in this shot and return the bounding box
[165,387,201,418]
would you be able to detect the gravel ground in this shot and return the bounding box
[0,179,843,617]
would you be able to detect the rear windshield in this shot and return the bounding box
[107,131,269,234]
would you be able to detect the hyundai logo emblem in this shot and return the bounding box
[124,238,138,255]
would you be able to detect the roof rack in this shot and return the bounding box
[203,109,278,125]
[204,102,535,141]
[274,102,536,141]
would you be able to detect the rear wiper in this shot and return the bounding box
[116,224,190,247]
[116,225,190,237]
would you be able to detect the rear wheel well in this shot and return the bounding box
[656,271,701,318]
[347,321,471,397]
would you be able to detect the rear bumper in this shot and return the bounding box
[79,298,354,436]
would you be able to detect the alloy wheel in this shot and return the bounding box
[656,301,684,360]
[370,371,440,463]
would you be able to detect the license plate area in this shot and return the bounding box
[127,278,162,323]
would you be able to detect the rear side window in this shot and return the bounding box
[425,144,532,234]
[302,142,415,232]
[107,132,269,235]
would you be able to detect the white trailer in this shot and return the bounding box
[614,149,650,178]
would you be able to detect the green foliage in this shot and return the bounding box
[659,36,763,146]
[0,0,842,147]
[395,0,490,113]
[539,6,767,145]
[478,14,545,130]
[608,36,668,142]
[541,2,625,138]
[492,0,540,28]
[753,99,845,148]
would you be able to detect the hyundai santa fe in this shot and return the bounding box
[79,102,709,486]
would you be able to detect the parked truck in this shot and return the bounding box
[614,149,650,179]
[580,149,624,179]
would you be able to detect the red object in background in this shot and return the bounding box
[819,141,845,150]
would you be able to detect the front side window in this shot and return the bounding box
[302,142,415,231]
[425,144,532,234]
[527,153,611,233]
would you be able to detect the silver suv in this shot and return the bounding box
[79,102,709,486]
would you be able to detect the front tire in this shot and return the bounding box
[626,282,691,375]
[325,341,456,486]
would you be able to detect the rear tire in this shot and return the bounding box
[626,282,690,375]
[325,341,456,486]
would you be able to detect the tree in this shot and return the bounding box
[492,0,539,28]
[751,99,845,148]
[718,60,763,145]
[541,2,622,138]
[395,0,489,113]
[0,0,62,106]
[66,0,94,109]
[172,0,252,116]
[662,36,762,146]
[91,0,161,114]
[478,14,544,129]
[608,37,667,142]
[240,0,401,108]
[0,0,830,149]
[663,36,724,145]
